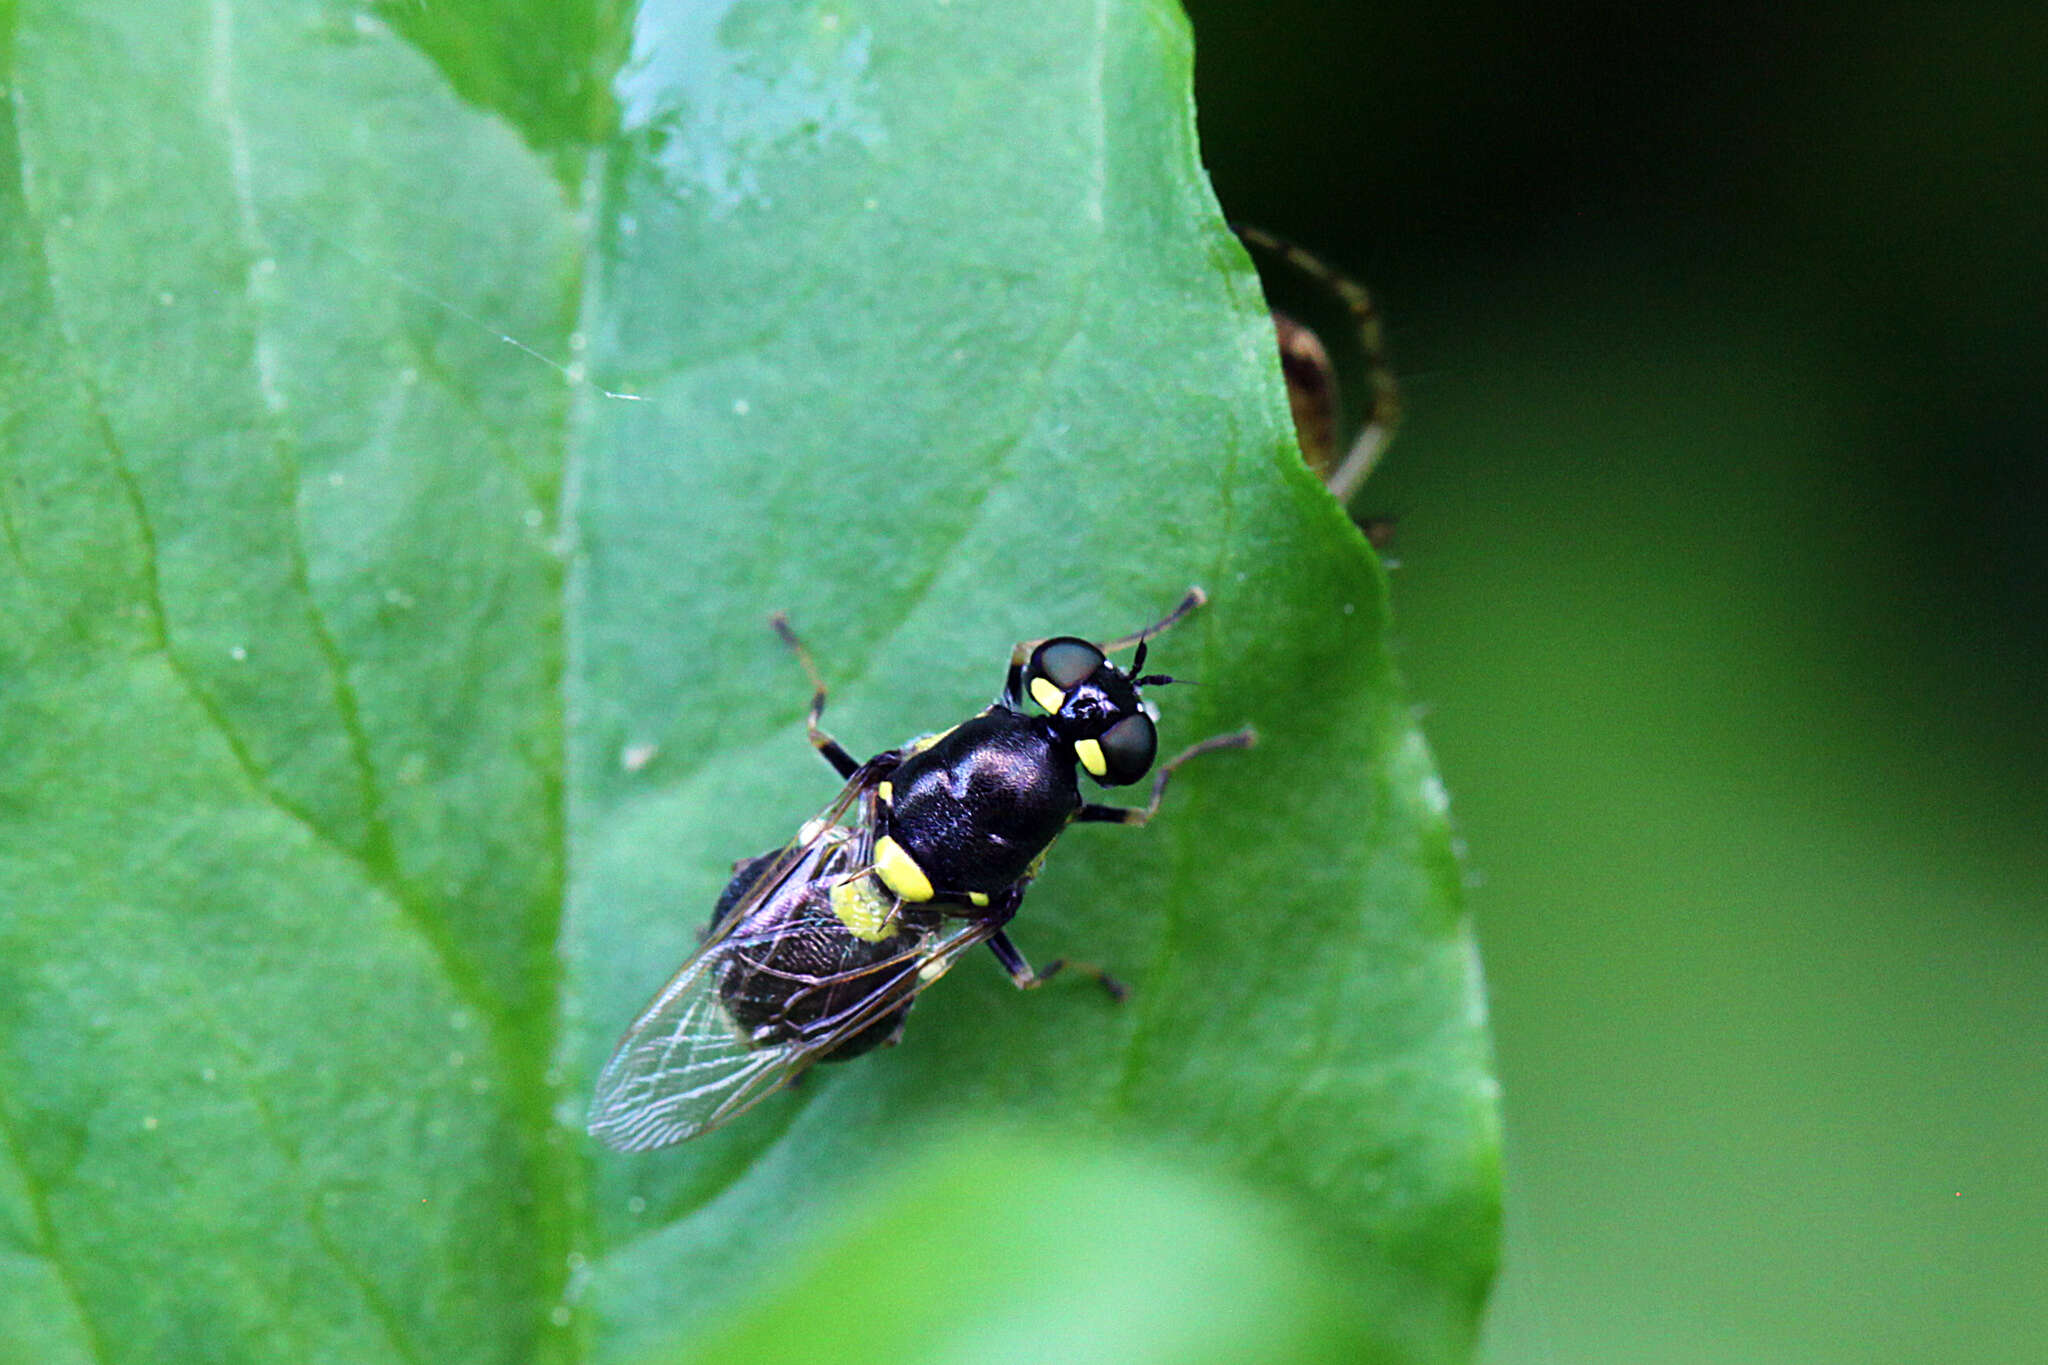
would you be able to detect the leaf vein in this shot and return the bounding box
[540,146,610,1365]
[181,994,434,1365]
[7,16,498,1046]
[401,320,556,519]
[0,1103,111,1365]
[202,0,531,1070]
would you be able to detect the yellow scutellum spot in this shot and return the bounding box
[968,891,990,908]
[830,874,897,943]
[1029,677,1065,714]
[1075,737,1108,778]
[874,835,935,902]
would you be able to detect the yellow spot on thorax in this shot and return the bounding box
[874,835,935,902]
[829,873,899,943]
[1074,736,1107,778]
[902,724,958,758]
[1029,678,1065,713]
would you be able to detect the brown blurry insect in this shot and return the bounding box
[1236,225,1401,547]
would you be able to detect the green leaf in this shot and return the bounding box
[0,2,1496,1363]
[640,1122,1383,1365]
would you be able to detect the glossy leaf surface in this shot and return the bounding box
[0,2,1496,1361]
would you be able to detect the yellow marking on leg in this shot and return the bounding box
[1029,678,1065,714]
[1074,737,1108,778]
[874,835,935,902]
[877,780,893,804]
[967,891,990,908]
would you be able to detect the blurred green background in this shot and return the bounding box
[1180,4,2048,1362]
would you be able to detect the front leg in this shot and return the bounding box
[770,611,861,778]
[1077,727,1257,825]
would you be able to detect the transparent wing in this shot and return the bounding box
[586,909,996,1150]
[587,765,995,1151]
[584,944,790,1151]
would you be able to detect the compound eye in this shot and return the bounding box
[1026,639,1105,712]
[1094,712,1157,786]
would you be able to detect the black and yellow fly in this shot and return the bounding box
[586,589,1253,1151]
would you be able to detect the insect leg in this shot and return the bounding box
[770,612,860,778]
[1098,586,1207,655]
[1076,726,1257,825]
[1002,636,1046,710]
[1233,225,1401,504]
[987,930,1128,1002]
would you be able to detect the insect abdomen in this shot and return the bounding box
[710,852,928,1062]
